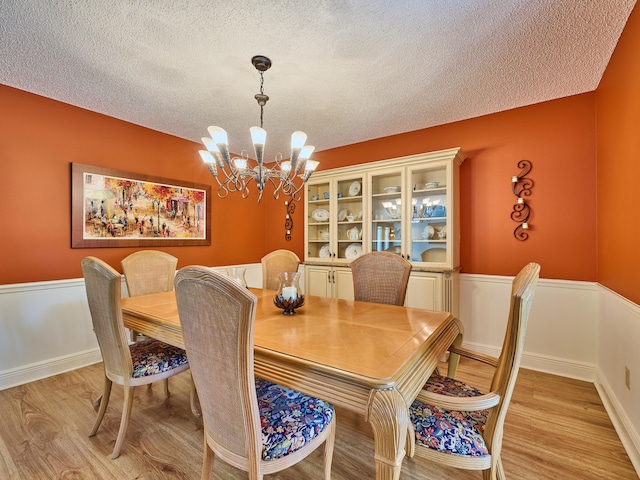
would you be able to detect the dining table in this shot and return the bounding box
[121,288,463,480]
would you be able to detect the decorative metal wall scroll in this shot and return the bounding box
[284,200,295,241]
[510,160,533,241]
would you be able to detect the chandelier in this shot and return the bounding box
[199,55,319,203]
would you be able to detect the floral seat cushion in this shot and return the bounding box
[256,378,334,461]
[410,374,489,457]
[129,339,189,378]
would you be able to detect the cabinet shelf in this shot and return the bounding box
[372,218,401,223]
[410,217,447,222]
[413,186,447,194]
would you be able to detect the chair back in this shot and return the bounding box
[484,262,540,453]
[174,267,262,464]
[261,249,300,290]
[81,257,132,382]
[351,251,412,305]
[121,250,178,296]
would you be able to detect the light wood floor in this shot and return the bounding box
[0,359,637,479]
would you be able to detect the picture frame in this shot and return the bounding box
[71,163,211,248]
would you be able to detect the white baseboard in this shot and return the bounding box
[0,348,102,391]
[462,341,596,381]
[595,369,640,477]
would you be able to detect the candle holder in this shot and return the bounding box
[510,160,534,241]
[274,271,304,314]
[274,293,305,315]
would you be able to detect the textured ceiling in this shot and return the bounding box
[0,1,636,160]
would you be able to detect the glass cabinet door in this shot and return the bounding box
[335,175,364,261]
[306,179,332,260]
[407,163,449,265]
[369,169,405,258]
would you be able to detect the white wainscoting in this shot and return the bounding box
[0,278,102,391]
[0,263,263,391]
[596,285,640,474]
[459,274,598,381]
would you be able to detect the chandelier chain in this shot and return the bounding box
[259,71,265,128]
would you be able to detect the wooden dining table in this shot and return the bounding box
[121,288,463,480]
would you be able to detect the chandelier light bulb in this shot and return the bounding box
[291,131,307,149]
[300,145,315,160]
[207,126,228,145]
[250,126,267,145]
[201,137,220,153]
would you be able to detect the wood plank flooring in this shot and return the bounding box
[0,359,637,479]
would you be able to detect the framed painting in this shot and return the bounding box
[71,163,211,248]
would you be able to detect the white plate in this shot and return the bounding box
[422,225,435,239]
[337,208,348,221]
[319,243,331,258]
[348,180,361,197]
[357,209,363,220]
[345,242,363,259]
[311,208,330,222]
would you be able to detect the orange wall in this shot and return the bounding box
[596,5,640,303]
[1,82,599,285]
[0,86,269,285]
[309,94,597,280]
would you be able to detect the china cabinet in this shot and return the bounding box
[305,147,465,314]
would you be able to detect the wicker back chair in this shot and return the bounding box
[351,251,412,306]
[121,250,178,297]
[175,266,335,479]
[408,263,540,478]
[81,257,189,459]
[261,249,300,290]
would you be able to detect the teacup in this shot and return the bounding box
[323,192,330,199]
[346,214,355,221]
[311,194,318,201]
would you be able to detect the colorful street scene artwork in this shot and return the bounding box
[83,171,207,240]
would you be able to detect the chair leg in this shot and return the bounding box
[111,385,135,459]
[323,420,336,480]
[163,378,170,398]
[190,375,202,418]
[89,377,112,437]
[483,463,501,480]
[495,456,506,480]
[201,441,214,480]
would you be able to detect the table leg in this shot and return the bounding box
[367,388,409,480]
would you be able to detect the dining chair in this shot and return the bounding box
[407,262,540,479]
[261,249,300,290]
[174,266,336,480]
[81,257,190,459]
[121,250,178,297]
[121,250,179,396]
[350,251,412,305]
